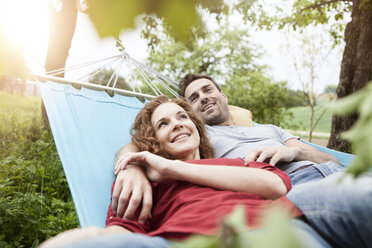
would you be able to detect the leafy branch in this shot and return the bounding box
[329,81,372,176]
[300,0,351,11]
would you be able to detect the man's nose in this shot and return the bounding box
[200,93,208,104]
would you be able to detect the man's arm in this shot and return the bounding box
[112,143,153,224]
[284,138,340,164]
[244,138,340,166]
[114,143,138,170]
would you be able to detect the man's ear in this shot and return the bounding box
[221,91,228,103]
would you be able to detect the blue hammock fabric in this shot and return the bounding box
[39,81,354,229]
[300,139,354,167]
[39,81,146,228]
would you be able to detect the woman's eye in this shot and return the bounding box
[158,122,167,128]
[179,114,188,119]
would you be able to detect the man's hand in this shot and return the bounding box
[244,146,301,166]
[112,166,152,224]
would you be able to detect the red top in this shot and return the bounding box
[106,158,302,240]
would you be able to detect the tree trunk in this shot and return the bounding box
[327,0,372,153]
[42,0,78,122]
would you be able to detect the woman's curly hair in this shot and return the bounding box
[131,95,214,160]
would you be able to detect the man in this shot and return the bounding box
[113,74,372,247]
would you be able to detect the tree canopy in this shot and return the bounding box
[141,9,296,126]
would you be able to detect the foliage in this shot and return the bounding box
[234,0,351,46]
[0,92,79,247]
[173,205,302,248]
[88,69,131,90]
[84,0,227,42]
[286,90,307,108]
[323,85,337,95]
[223,79,295,127]
[329,81,372,177]
[141,10,295,127]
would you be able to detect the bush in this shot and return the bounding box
[0,92,79,248]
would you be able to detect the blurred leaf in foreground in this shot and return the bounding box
[245,206,302,248]
[173,205,302,248]
[329,81,372,176]
[84,0,200,42]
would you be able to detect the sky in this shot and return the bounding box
[1,0,344,94]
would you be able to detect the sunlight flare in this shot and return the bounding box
[1,0,50,73]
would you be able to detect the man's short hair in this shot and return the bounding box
[178,73,221,98]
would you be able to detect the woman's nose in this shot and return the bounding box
[172,121,183,131]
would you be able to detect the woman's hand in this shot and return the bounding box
[115,151,174,182]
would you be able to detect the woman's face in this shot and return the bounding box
[151,102,200,161]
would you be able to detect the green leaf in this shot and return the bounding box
[246,207,302,248]
[359,91,372,118]
[328,91,366,115]
[159,0,199,42]
[172,235,218,248]
[337,81,372,176]
[85,0,143,37]
[223,205,247,232]
[85,0,204,42]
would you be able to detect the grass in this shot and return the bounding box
[288,103,333,133]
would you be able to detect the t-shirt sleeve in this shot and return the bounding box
[246,161,292,192]
[105,180,150,234]
[270,124,299,143]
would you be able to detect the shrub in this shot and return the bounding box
[0,92,79,248]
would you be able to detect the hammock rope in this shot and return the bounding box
[34,49,179,100]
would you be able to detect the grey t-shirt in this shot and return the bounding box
[205,124,315,174]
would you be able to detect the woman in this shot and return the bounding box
[40,96,301,248]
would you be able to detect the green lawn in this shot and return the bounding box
[288,103,333,133]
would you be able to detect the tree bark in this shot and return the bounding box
[327,0,372,153]
[42,0,78,122]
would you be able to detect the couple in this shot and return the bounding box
[41,74,372,247]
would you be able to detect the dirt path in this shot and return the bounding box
[303,137,329,147]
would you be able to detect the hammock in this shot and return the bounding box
[34,50,354,228]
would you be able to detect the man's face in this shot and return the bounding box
[184,78,230,125]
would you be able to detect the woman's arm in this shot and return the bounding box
[117,152,287,199]
[166,160,287,199]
